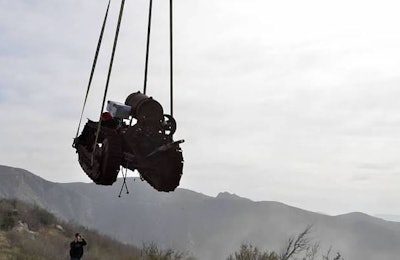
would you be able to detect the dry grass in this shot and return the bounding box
[0,199,195,260]
[0,199,140,259]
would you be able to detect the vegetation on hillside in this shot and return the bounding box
[0,199,191,260]
[1,199,344,260]
[227,225,344,260]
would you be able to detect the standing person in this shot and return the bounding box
[70,233,87,260]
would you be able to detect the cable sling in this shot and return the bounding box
[169,0,174,117]
[72,0,184,193]
[142,0,174,116]
[143,0,153,95]
[73,0,111,146]
[92,0,126,165]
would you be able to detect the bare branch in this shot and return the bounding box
[280,225,313,260]
[304,241,320,260]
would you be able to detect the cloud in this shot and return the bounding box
[1,0,400,215]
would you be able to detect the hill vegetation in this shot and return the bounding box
[227,226,344,260]
[0,199,192,260]
[0,198,345,260]
[1,166,399,259]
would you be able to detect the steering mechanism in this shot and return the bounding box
[162,114,177,136]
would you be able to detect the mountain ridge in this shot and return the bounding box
[1,165,400,259]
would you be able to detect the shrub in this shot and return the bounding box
[0,212,16,231]
[227,244,279,260]
[140,242,193,260]
[227,226,344,260]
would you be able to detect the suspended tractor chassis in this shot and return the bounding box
[74,92,184,192]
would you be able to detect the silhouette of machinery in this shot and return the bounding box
[74,92,184,192]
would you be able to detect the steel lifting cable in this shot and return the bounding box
[88,0,172,163]
[169,0,174,117]
[142,0,174,116]
[91,0,126,164]
[73,0,111,146]
[143,0,153,95]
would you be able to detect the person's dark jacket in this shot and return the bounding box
[70,239,87,258]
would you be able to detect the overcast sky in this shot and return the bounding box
[1,0,400,216]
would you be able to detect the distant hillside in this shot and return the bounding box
[1,165,400,259]
[375,214,400,222]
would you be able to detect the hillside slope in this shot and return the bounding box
[0,198,141,259]
[1,165,400,259]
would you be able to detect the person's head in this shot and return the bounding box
[75,233,81,240]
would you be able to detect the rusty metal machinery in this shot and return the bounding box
[74,92,184,192]
[73,0,182,192]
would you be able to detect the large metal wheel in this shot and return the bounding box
[137,145,183,192]
[96,135,122,185]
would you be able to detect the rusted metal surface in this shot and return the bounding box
[74,92,183,192]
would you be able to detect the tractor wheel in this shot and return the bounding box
[97,135,122,185]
